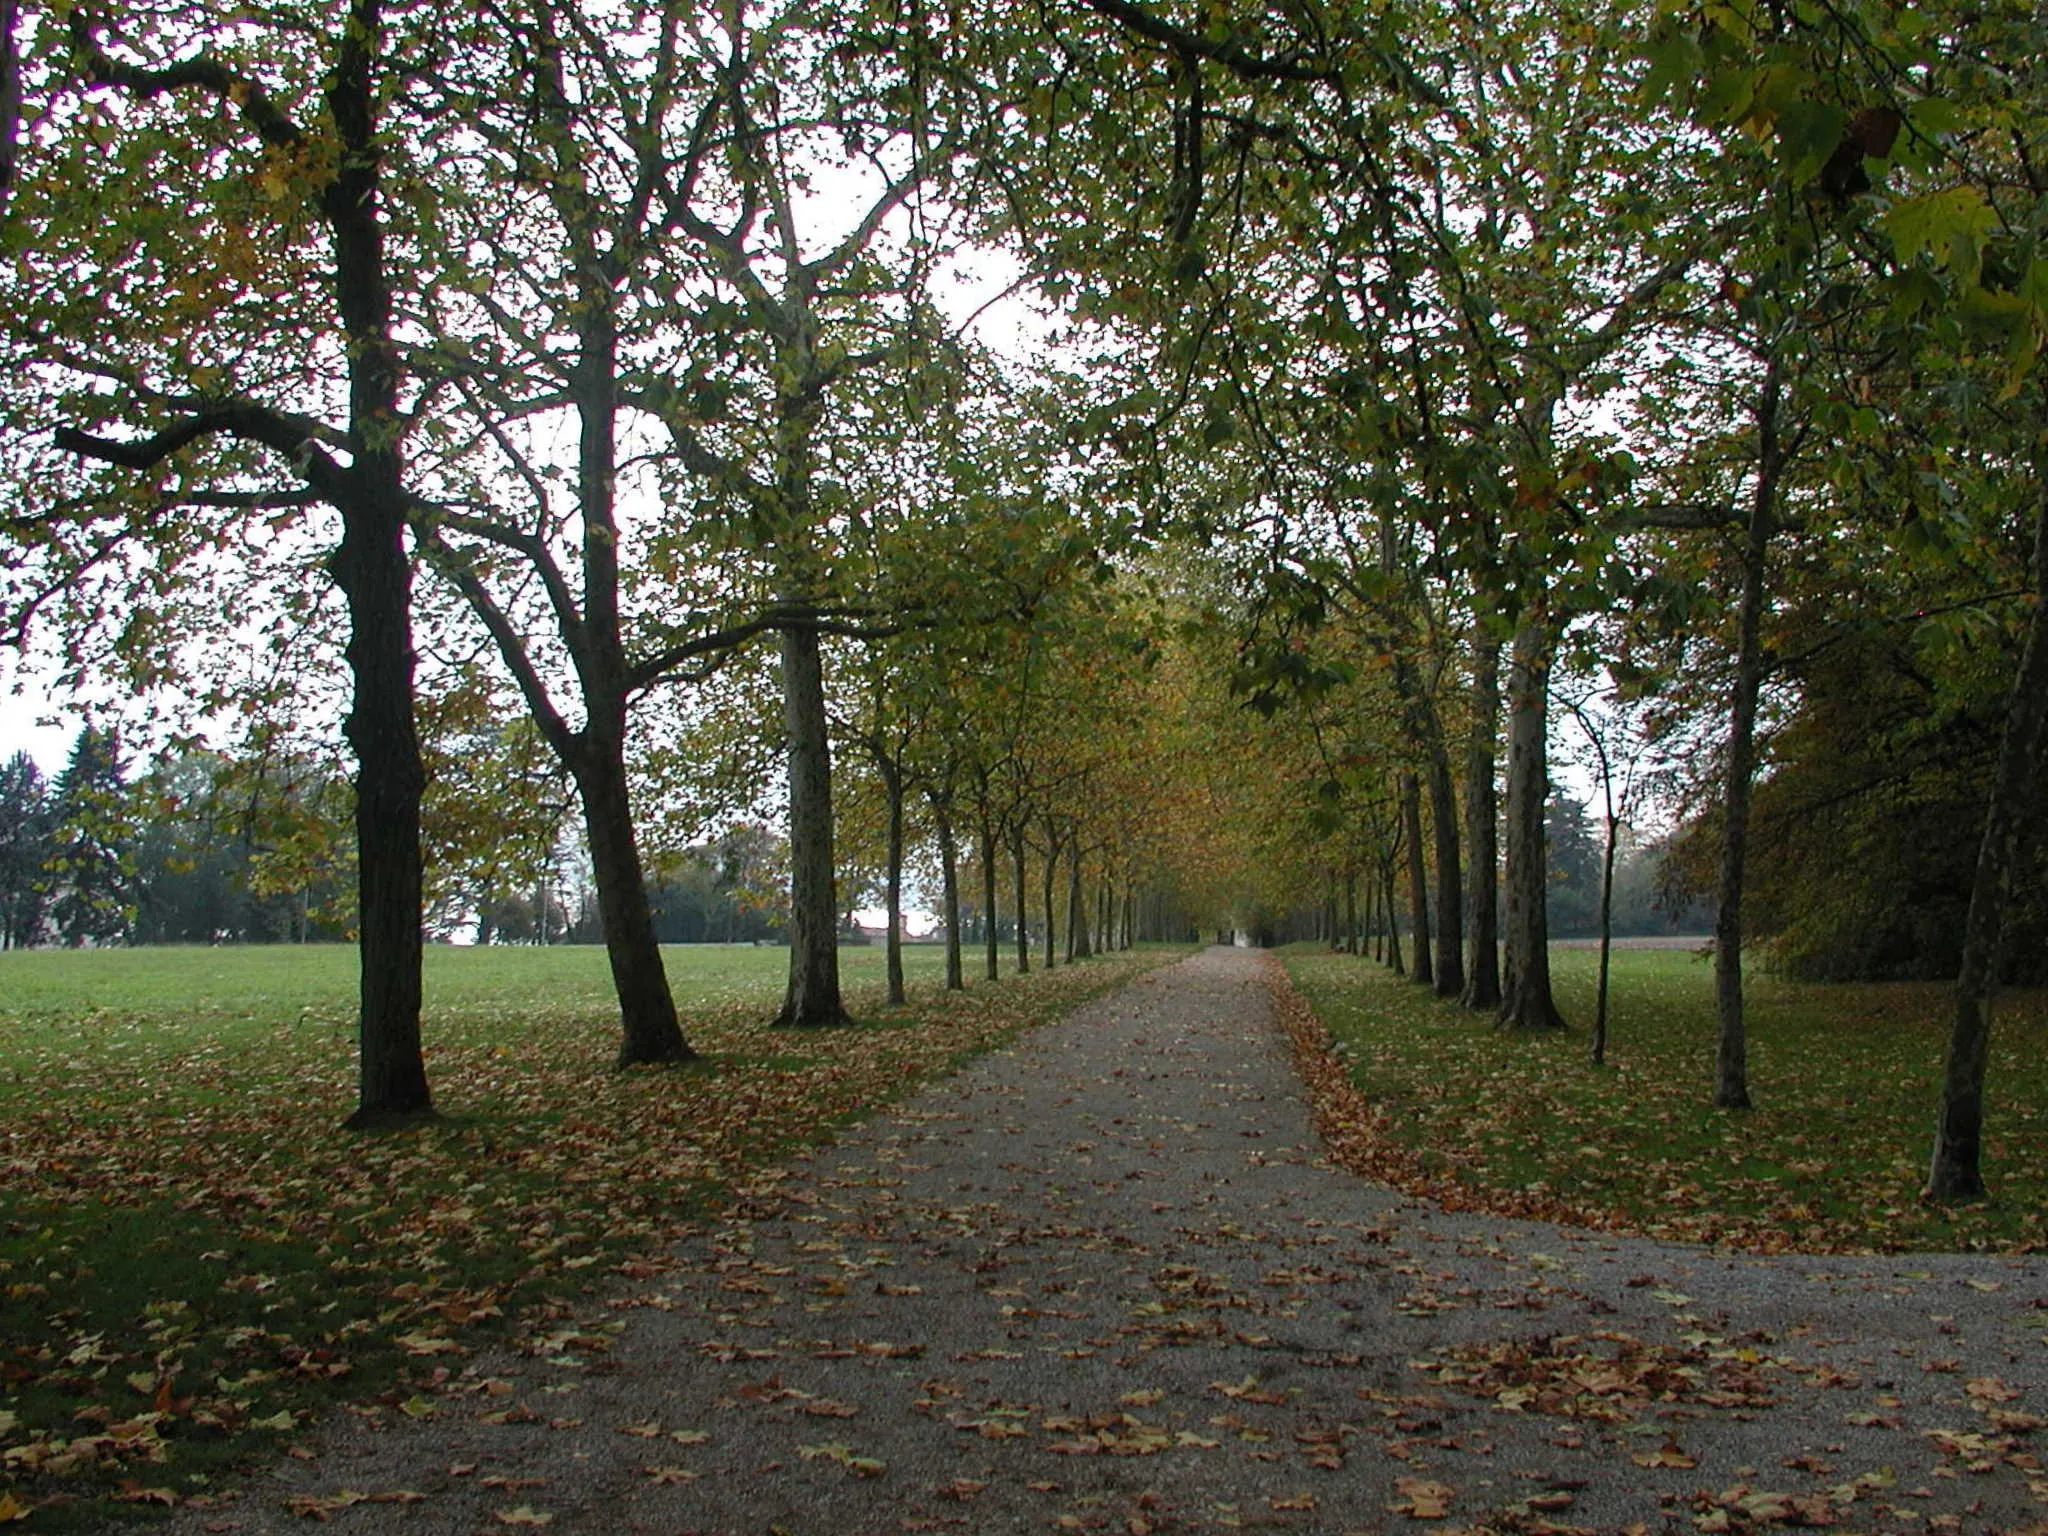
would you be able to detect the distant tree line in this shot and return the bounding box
[0,729,792,950]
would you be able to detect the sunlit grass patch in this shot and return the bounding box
[1284,944,2048,1255]
[0,940,1191,1527]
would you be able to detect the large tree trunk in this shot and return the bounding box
[335,484,430,1124]
[932,788,964,991]
[1461,633,1502,1011]
[324,5,428,1125]
[1926,417,2048,1198]
[1498,618,1565,1030]
[575,740,691,1065]
[1427,740,1464,999]
[882,757,906,1007]
[1401,771,1434,986]
[775,622,849,1027]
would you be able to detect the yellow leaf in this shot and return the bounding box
[494,1508,553,1527]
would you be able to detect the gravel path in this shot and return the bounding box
[176,947,2046,1535]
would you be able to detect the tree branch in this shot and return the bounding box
[67,8,304,148]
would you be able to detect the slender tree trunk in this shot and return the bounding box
[1382,857,1404,975]
[1926,413,2048,1198]
[1462,633,1503,1011]
[882,758,906,1007]
[1343,870,1358,954]
[1499,618,1566,1030]
[775,623,849,1027]
[1012,822,1030,974]
[934,791,964,992]
[1427,742,1464,998]
[978,810,1000,982]
[1401,771,1434,987]
[574,739,691,1065]
[1041,823,1060,970]
[1069,849,1091,960]
[1592,795,1619,1067]
[1715,362,1785,1107]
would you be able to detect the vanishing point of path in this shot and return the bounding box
[179,948,2045,1535]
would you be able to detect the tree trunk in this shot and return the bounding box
[334,484,431,1125]
[1012,822,1030,974]
[1401,770,1434,987]
[1427,740,1464,998]
[320,0,429,1126]
[1926,414,2048,1198]
[1343,869,1358,954]
[1069,848,1091,960]
[882,758,906,1006]
[1592,792,1619,1067]
[978,808,1000,982]
[1041,821,1060,970]
[775,622,849,1027]
[1498,618,1566,1030]
[574,741,692,1065]
[1715,361,1786,1108]
[934,789,964,992]
[1381,857,1404,975]
[1462,633,1503,1011]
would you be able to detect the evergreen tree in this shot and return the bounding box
[47,727,130,948]
[0,750,51,948]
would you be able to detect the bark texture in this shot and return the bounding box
[934,791,964,991]
[1401,771,1433,987]
[576,746,691,1066]
[322,1,429,1123]
[1461,634,1503,1011]
[1426,744,1464,999]
[1498,619,1566,1030]
[776,623,850,1027]
[883,758,906,1006]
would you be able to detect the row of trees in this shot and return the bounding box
[2,0,2042,1200]
[1008,0,2047,1204]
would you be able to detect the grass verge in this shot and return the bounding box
[0,941,1191,1528]
[1278,943,2048,1255]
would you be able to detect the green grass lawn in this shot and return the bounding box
[1283,943,2048,1255]
[0,940,1189,1528]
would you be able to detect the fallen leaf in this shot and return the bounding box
[1390,1477,1453,1519]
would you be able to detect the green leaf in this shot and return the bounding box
[1906,96,1962,136]
[1639,31,1705,104]
[1775,99,1847,184]
[1882,186,1997,278]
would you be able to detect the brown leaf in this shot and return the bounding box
[1390,1477,1453,1519]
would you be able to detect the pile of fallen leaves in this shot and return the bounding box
[1269,949,2048,1256]
[0,946,1186,1527]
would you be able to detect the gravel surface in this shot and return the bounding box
[169,947,2046,1535]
